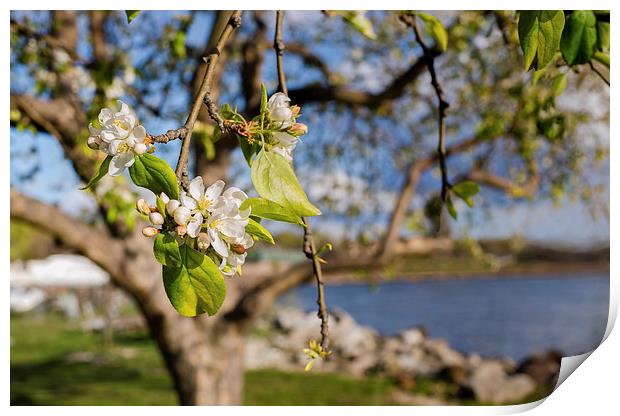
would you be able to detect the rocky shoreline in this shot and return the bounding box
[246,306,562,405]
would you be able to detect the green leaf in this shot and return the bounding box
[156,195,167,218]
[446,196,458,220]
[551,73,568,96]
[452,180,480,208]
[80,156,112,190]
[245,218,275,244]
[240,197,304,225]
[593,51,610,68]
[340,11,377,40]
[153,233,181,267]
[238,135,257,166]
[162,244,226,317]
[250,150,321,217]
[129,154,179,200]
[260,83,268,115]
[518,11,565,70]
[171,31,187,59]
[560,10,597,66]
[597,22,610,52]
[125,11,141,24]
[417,13,448,52]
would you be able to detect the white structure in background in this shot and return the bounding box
[10,254,110,313]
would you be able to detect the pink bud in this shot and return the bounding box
[173,206,190,226]
[176,224,187,237]
[290,105,301,117]
[197,232,211,251]
[149,212,164,226]
[136,199,151,215]
[290,123,308,136]
[167,199,180,216]
[87,136,102,150]
[142,226,160,237]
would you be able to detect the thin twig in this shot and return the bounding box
[274,10,329,350]
[174,11,242,190]
[589,61,610,86]
[401,13,451,201]
[148,127,188,143]
[274,11,288,95]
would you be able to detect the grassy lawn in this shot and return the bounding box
[10,314,400,405]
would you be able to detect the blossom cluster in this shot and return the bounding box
[264,93,307,161]
[225,92,308,162]
[87,101,152,176]
[139,177,254,277]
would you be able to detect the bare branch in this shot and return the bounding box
[174,11,242,189]
[274,10,330,350]
[148,127,188,143]
[286,50,435,109]
[401,13,451,202]
[274,11,287,95]
[10,189,125,279]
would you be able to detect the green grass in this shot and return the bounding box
[10,314,401,405]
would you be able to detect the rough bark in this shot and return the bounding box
[11,188,249,405]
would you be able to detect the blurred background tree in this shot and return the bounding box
[10,10,609,404]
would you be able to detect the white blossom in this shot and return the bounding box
[88,101,148,176]
[267,92,294,128]
[142,179,255,277]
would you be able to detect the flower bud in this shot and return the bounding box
[159,192,170,204]
[290,123,308,136]
[271,107,293,123]
[149,212,164,226]
[142,226,160,237]
[231,244,246,255]
[290,105,301,117]
[136,198,151,215]
[87,136,102,150]
[167,199,181,216]
[133,142,147,155]
[197,232,211,251]
[176,224,187,237]
[173,206,190,226]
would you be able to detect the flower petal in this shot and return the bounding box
[189,177,205,200]
[180,191,197,210]
[108,154,129,176]
[131,125,146,142]
[209,229,229,258]
[187,213,203,238]
[205,180,225,201]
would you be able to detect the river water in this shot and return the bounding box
[281,273,609,362]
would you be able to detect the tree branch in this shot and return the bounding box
[274,10,330,350]
[401,13,451,202]
[10,93,93,183]
[286,50,436,109]
[10,189,125,280]
[174,11,242,189]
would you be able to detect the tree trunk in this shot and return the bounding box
[379,164,423,258]
[119,234,248,405]
[142,307,247,405]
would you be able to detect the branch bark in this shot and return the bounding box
[286,50,436,109]
[273,10,330,350]
[10,189,125,281]
[174,11,242,189]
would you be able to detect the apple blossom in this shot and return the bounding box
[267,92,294,128]
[87,101,150,176]
[142,226,160,237]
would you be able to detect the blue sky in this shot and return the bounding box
[10,11,610,248]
